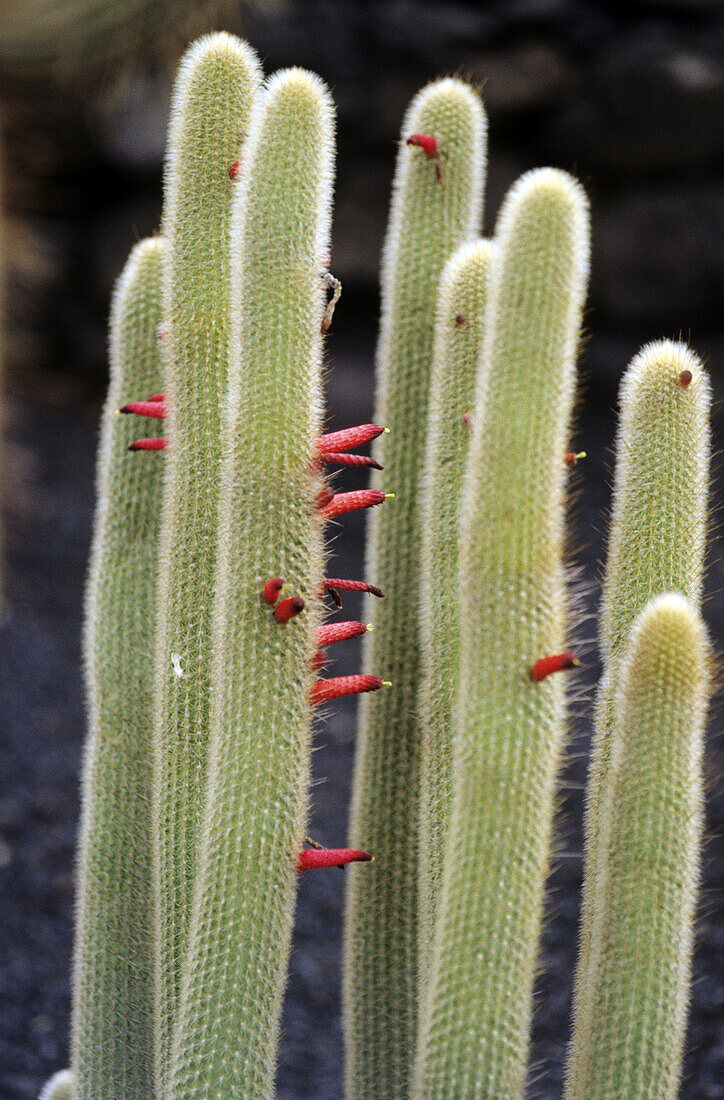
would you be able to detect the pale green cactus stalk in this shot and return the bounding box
[417,238,496,974]
[567,340,711,1092]
[344,78,487,1098]
[38,1070,73,1100]
[151,34,261,1080]
[567,593,710,1099]
[71,237,165,1098]
[168,67,334,1098]
[412,167,589,1099]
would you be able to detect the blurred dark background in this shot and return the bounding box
[0,1,721,1097]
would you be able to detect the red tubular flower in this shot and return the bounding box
[321,489,391,519]
[228,158,240,179]
[323,578,385,598]
[120,400,168,419]
[406,132,438,158]
[530,652,579,681]
[311,649,328,671]
[311,675,388,706]
[128,437,167,451]
[318,451,383,470]
[274,596,305,623]
[296,847,372,872]
[262,577,285,605]
[147,392,166,403]
[317,621,369,646]
[317,424,387,453]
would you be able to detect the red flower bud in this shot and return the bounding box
[262,577,285,605]
[406,132,438,158]
[311,675,389,705]
[321,490,392,519]
[311,649,328,671]
[120,400,168,419]
[318,451,383,470]
[317,621,369,646]
[228,158,240,179]
[147,392,166,403]
[564,451,586,467]
[296,847,372,872]
[275,596,305,623]
[678,370,692,389]
[317,424,387,452]
[128,437,167,451]
[530,652,579,681]
[323,578,385,598]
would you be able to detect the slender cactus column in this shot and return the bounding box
[567,340,711,1095]
[413,168,589,1099]
[169,69,334,1099]
[344,79,487,1099]
[150,34,261,1081]
[71,238,165,1099]
[417,239,495,977]
[569,594,710,1099]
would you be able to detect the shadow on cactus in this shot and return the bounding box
[42,30,713,1100]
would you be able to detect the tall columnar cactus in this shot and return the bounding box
[568,593,710,1099]
[71,237,165,1097]
[150,34,261,1079]
[412,168,590,1099]
[417,238,495,972]
[567,340,711,1093]
[167,68,337,1098]
[344,78,487,1098]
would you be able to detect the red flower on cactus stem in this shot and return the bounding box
[321,490,392,519]
[296,847,372,872]
[323,578,385,599]
[311,675,389,706]
[317,621,370,646]
[406,132,443,181]
[274,597,305,624]
[530,652,579,681]
[317,423,387,452]
[120,400,168,419]
[127,437,167,451]
[262,577,285,605]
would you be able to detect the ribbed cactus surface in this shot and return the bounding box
[417,238,495,974]
[412,168,589,1099]
[38,1070,74,1100]
[568,593,710,1099]
[71,237,165,1098]
[150,33,261,1080]
[568,340,711,1094]
[168,68,334,1099]
[344,79,487,1098]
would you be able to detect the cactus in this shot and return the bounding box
[167,67,337,1097]
[71,237,165,1096]
[567,593,710,1099]
[50,30,715,1100]
[344,78,488,1098]
[150,34,261,1079]
[566,341,711,1095]
[416,238,496,973]
[38,1070,73,1100]
[412,168,589,1098]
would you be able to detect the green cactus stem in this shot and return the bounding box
[344,78,487,1099]
[412,167,589,1099]
[417,238,496,976]
[71,237,164,1099]
[566,593,710,1099]
[150,33,261,1080]
[567,340,711,1092]
[38,1070,74,1100]
[167,68,336,1098]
